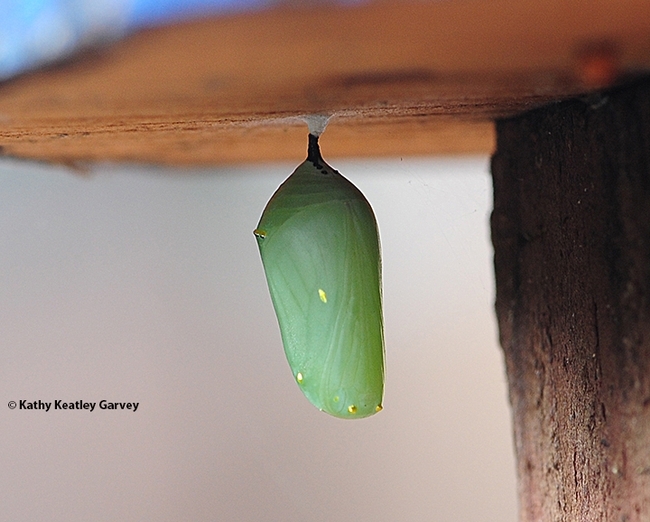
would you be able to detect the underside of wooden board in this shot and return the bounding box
[0,0,648,165]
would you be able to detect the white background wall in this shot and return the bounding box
[0,155,516,521]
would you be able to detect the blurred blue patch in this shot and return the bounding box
[128,0,274,28]
[0,0,272,81]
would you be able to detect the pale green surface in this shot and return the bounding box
[256,157,384,418]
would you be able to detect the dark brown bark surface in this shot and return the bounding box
[491,79,650,520]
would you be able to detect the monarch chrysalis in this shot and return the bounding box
[254,131,384,419]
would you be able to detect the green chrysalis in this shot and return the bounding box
[254,132,384,419]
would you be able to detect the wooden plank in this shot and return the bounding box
[0,0,648,165]
[491,78,650,522]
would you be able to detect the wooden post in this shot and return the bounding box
[491,79,650,520]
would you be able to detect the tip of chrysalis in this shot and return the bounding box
[307,133,323,166]
[302,114,331,137]
[302,114,332,169]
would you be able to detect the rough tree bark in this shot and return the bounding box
[491,78,650,521]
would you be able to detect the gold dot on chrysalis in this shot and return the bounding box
[318,289,327,303]
[253,229,266,239]
[376,404,383,412]
[333,396,339,403]
[296,372,303,384]
[348,405,357,414]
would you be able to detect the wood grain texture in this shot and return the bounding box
[0,0,649,165]
[491,78,650,521]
